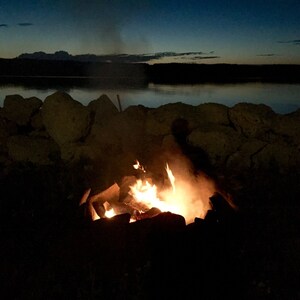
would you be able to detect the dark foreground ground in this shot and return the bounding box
[0,161,299,299]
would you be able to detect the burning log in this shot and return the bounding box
[134,207,161,220]
[89,182,120,205]
[93,213,131,227]
[92,200,105,218]
[119,176,137,202]
[209,192,237,223]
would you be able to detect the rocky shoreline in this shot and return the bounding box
[1,92,299,299]
[1,91,299,177]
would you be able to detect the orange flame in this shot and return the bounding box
[128,161,212,224]
[81,160,218,224]
[133,160,146,173]
[166,163,176,193]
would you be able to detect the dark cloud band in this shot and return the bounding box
[18,23,34,26]
[278,39,300,45]
[256,54,277,57]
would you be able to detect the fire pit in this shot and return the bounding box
[80,160,234,225]
[75,158,240,299]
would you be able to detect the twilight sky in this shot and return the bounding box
[0,0,299,64]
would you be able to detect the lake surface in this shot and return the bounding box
[0,81,299,114]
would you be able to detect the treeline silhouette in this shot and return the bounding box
[1,58,300,84]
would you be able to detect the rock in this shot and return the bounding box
[42,91,91,145]
[0,95,42,126]
[56,105,150,183]
[145,102,230,137]
[251,142,300,171]
[145,102,195,136]
[228,103,276,139]
[0,114,18,146]
[7,135,60,165]
[31,110,44,130]
[193,103,230,127]
[86,105,148,159]
[71,105,149,184]
[88,94,119,126]
[0,114,18,165]
[226,139,267,171]
[273,109,300,147]
[188,124,242,165]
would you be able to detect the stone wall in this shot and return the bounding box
[1,91,299,185]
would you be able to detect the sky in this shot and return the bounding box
[0,0,299,64]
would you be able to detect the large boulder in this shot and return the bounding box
[0,114,18,145]
[7,135,60,165]
[187,124,242,165]
[87,105,148,153]
[88,94,119,126]
[42,91,91,145]
[85,105,149,178]
[272,109,300,147]
[145,102,195,136]
[251,142,300,172]
[0,95,42,126]
[193,103,230,127]
[226,139,268,172]
[145,102,230,137]
[30,110,44,130]
[228,103,276,139]
[50,104,149,184]
[0,113,18,165]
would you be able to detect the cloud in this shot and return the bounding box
[256,54,278,57]
[149,52,220,63]
[278,39,300,45]
[18,23,34,26]
[0,24,8,27]
[155,51,205,57]
[87,52,217,63]
[190,56,220,60]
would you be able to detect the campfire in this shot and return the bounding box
[75,156,239,299]
[80,159,233,224]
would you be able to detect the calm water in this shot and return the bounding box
[0,82,299,114]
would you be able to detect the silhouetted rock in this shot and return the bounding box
[88,94,119,126]
[0,114,17,144]
[30,110,44,130]
[7,135,60,164]
[42,91,91,145]
[229,103,276,139]
[194,102,230,127]
[188,124,242,165]
[252,142,300,172]
[273,109,300,146]
[145,102,195,136]
[226,138,267,171]
[0,95,42,126]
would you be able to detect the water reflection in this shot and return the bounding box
[0,81,299,114]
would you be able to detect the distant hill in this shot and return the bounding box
[17,50,221,63]
[0,55,300,84]
[17,51,159,63]
[18,51,75,61]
